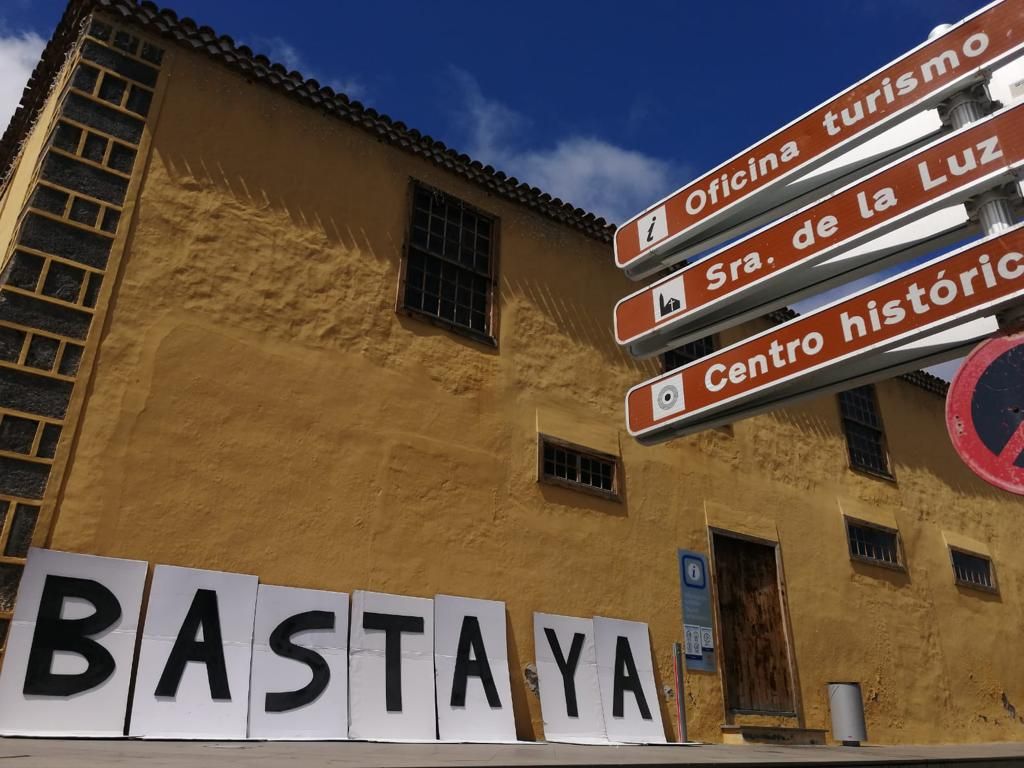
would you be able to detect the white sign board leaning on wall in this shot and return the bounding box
[0,549,672,745]
[0,548,147,737]
[434,594,517,742]
[592,616,665,744]
[348,590,436,741]
[248,584,350,740]
[129,564,259,739]
[532,612,608,744]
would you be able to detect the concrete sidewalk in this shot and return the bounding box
[1,739,1023,766]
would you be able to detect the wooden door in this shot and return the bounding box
[712,532,795,714]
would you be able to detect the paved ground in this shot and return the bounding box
[1,739,1023,766]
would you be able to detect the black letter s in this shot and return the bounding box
[264,610,335,712]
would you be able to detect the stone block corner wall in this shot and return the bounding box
[0,12,165,654]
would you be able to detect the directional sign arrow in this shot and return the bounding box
[615,102,1024,358]
[625,224,1024,444]
[614,0,1024,279]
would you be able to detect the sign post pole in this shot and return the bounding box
[672,642,687,743]
[937,20,1024,434]
[940,77,1017,234]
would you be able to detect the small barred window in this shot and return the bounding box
[846,520,902,568]
[540,437,618,499]
[951,549,996,591]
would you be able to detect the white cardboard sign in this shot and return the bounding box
[0,546,680,744]
[348,590,435,741]
[592,616,666,744]
[434,594,516,742]
[248,584,349,740]
[0,548,147,737]
[129,564,258,739]
[533,612,607,744]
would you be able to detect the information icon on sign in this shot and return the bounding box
[682,555,705,588]
[636,205,668,250]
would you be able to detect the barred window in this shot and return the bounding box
[539,436,619,500]
[846,519,902,568]
[663,334,716,372]
[838,385,892,479]
[402,183,495,341]
[950,549,996,591]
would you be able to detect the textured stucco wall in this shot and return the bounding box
[44,40,1024,744]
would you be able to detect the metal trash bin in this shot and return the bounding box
[827,682,867,745]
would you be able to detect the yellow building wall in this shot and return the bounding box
[41,38,1024,745]
[0,59,72,270]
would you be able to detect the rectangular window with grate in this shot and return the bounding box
[663,334,716,372]
[401,182,496,342]
[838,385,893,479]
[950,548,996,591]
[846,519,902,569]
[539,436,619,500]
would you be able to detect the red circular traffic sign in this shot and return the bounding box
[946,331,1024,495]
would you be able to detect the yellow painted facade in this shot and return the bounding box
[3,9,1023,746]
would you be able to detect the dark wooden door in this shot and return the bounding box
[712,533,795,714]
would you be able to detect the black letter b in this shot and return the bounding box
[24,575,122,696]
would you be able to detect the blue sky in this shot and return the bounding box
[1,0,984,223]
[0,0,988,378]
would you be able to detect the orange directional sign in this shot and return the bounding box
[615,102,1024,356]
[626,224,1024,444]
[614,0,1024,279]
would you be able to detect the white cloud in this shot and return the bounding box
[513,139,679,226]
[452,69,680,224]
[256,36,364,100]
[0,30,45,133]
[263,37,302,72]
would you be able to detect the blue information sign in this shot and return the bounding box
[677,549,716,673]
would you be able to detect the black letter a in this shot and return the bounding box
[612,635,652,719]
[24,575,121,696]
[450,616,501,708]
[155,589,231,700]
